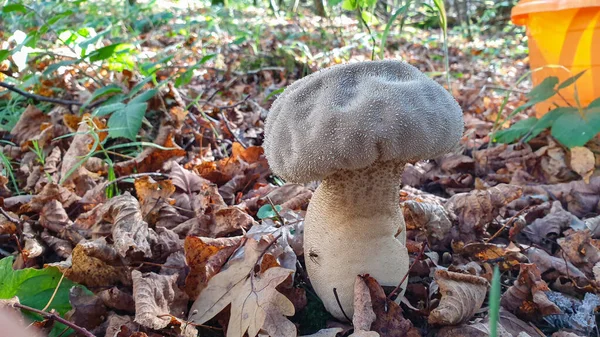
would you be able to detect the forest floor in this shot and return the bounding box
[1,2,599,337]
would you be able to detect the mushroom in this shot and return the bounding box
[263,60,464,320]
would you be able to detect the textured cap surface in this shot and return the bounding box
[263,60,464,183]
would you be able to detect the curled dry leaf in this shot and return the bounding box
[114,124,186,176]
[104,313,137,337]
[401,200,452,242]
[353,275,376,332]
[96,194,158,258]
[40,231,72,258]
[60,118,103,185]
[526,247,587,281]
[67,286,107,330]
[10,105,50,146]
[184,235,244,299]
[20,182,80,213]
[501,263,560,320]
[189,237,296,337]
[361,274,413,337]
[58,238,130,288]
[524,201,585,246]
[522,177,600,218]
[131,270,191,331]
[569,147,595,183]
[134,176,175,224]
[436,322,513,337]
[97,287,136,313]
[428,270,488,326]
[557,230,600,275]
[444,184,522,242]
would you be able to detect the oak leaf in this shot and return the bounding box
[189,237,296,337]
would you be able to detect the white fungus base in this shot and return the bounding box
[303,161,409,320]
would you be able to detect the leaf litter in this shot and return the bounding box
[1,2,600,337]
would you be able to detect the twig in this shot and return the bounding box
[0,207,21,224]
[13,303,95,337]
[486,205,531,243]
[333,288,352,322]
[356,6,376,61]
[0,81,82,107]
[387,241,428,301]
[42,273,65,312]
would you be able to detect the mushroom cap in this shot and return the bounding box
[263,60,464,183]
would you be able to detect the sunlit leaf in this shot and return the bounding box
[557,70,586,90]
[87,43,121,62]
[2,4,26,13]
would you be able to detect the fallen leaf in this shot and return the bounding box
[300,328,343,337]
[58,238,130,288]
[401,200,452,242]
[184,235,244,299]
[132,270,190,331]
[20,183,80,213]
[10,105,50,146]
[189,237,296,337]
[97,287,136,313]
[361,274,412,337]
[557,230,600,274]
[445,184,522,242]
[569,147,595,183]
[501,263,560,320]
[428,270,488,325]
[95,193,158,258]
[523,201,585,246]
[352,275,376,332]
[134,176,175,224]
[526,247,587,282]
[67,286,107,330]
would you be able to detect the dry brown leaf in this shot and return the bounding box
[184,235,243,299]
[401,200,452,241]
[501,263,560,320]
[428,270,488,326]
[522,177,600,218]
[97,287,136,313]
[20,182,80,213]
[10,105,50,146]
[496,308,544,337]
[96,194,158,258]
[210,206,257,237]
[58,238,130,287]
[59,119,100,185]
[104,313,137,337]
[361,274,412,337]
[444,184,522,242]
[551,332,586,337]
[526,247,587,281]
[569,147,595,183]
[134,176,175,224]
[460,243,522,270]
[189,237,296,337]
[524,201,585,246]
[131,270,191,331]
[67,286,107,330]
[557,230,600,274]
[114,125,186,176]
[40,231,72,258]
[352,275,376,332]
[437,322,512,337]
[40,200,71,232]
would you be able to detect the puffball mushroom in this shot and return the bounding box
[263,60,464,320]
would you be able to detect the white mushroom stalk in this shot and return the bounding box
[263,60,464,320]
[304,161,409,319]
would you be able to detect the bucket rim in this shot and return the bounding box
[511,0,600,25]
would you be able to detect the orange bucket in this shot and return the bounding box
[512,0,600,117]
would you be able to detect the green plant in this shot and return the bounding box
[488,265,501,337]
[493,70,600,148]
[0,256,92,337]
[29,139,53,183]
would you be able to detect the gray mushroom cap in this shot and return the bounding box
[263,60,464,183]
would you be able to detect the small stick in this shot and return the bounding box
[0,81,82,107]
[387,241,428,301]
[13,303,95,337]
[333,288,352,322]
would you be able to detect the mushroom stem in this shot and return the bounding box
[303,160,409,320]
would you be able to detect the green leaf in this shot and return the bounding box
[94,102,126,117]
[128,76,153,98]
[589,97,600,109]
[342,0,358,10]
[0,50,9,62]
[2,4,26,13]
[199,53,217,64]
[551,108,600,148]
[0,256,92,337]
[489,265,500,337]
[523,107,575,142]
[265,87,285,101]
[129,89,157,104]
[527,76,558,102]
[89,84,123,102]
[257,204,282,219]
[108,103,147,140]
[87,43,120,62]
[493,117,538,144]
[47,10,73,25]
[557,70,587,90]
[380,1,412,60]
[42,59,80,76]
